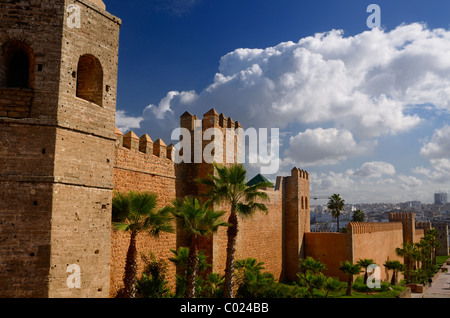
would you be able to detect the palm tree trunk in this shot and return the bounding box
[185,236,199,298]
[224,210,238,298]
[346,275,352,296]
[405,259,411,284]
[391,270,396,285]
[124,231,138,298]
[337,215,340,232]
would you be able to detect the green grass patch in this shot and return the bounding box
[339,276,406,298]
[436,255,449,266]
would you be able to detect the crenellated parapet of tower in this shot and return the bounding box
[290,167,309,180]
[180,108,242,132]
[434,222,450,256]
[389,212,415,221]
[179,108,243,166]
[415,221,432,231]
[388,212,416,244]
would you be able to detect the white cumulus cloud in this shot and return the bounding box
[115,109,143,133]
[353,161,396,178]
[420,125,450,159]
[136,23,450,144]
[284,128,375,167]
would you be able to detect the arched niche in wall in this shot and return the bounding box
[76,54,103,106]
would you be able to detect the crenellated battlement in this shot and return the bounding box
[180,108,242,132]
[415,221,432,230]
[434,222,449,231]
[388,212,416,244]
[114,127,176,162]
[348,222,402,234]
[291,167,309,180]
[389,212,415,221]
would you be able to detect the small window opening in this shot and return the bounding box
[0,41,34,89]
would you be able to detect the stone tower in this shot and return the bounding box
[178,109,241,198]
[389,212,416,244]
[0,0,121,297]
[434,223,449,256]
[177,109,242,273]
[278,168,310,281]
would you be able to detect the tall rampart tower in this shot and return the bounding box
[389,212,415,244]
[178,108,241,197]
[177,109,242,271]
[278,167,310,281]
[434,223,449,256]
[0,0,121,297]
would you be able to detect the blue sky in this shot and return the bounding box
[106,0,450,204]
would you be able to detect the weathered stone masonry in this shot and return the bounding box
[0,0,120,297]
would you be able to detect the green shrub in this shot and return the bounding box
[136,253,171,298]
[200,273,225,298]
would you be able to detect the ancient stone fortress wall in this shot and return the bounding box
[305,232,348,281]
[110,128,179,296]
[347,222,404,282]
[109,110,311,296]
[305,215,422,282]
[214,168,310,283]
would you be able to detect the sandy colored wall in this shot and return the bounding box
[305,232,348,281]
[414,228,425,244]
[349,222,404,282]
[236,189,284,280]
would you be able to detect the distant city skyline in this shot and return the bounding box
[107,0,450,204]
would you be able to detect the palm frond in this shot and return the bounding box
[113,222,130,232]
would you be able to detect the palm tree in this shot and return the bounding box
[384,260,404,286]
[327,194,345,232]
[170,197,229,298]
[112,191,175,298]
[235,258,265,274]
[297,257,327,297]
[352,209,365,222]
[169,246,211,297]
[424,229,441,265]
[323,277,346,298]
[196,163,272,298]
[396,242,416,284]
[202,273,225,298]
[339,261,361,296]
[417,239,432,271]
[298,257,327,275]
[356,259,374,285]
